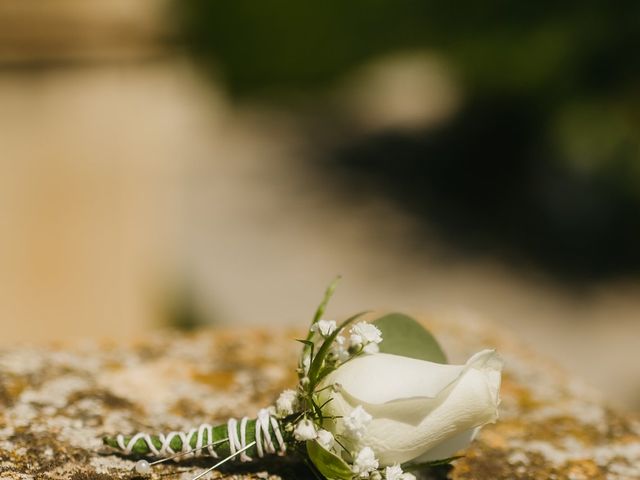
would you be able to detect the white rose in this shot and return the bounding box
[320,349,502,466]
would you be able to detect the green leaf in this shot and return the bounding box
[315,365,338,385]
[301,278,341,378]
[373,313,447,364]
[312,276,341,325]
[306,440,354,480]
[403,456,463,471]
[424,455,463,466]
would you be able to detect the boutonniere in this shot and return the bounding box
[104,279,503,479]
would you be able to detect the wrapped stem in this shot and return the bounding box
[103,412,289,461]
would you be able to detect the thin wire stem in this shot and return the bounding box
[190,441,256,480]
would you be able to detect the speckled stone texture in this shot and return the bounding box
[1,319,638,480]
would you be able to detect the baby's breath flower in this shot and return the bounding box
[343,405,372,440]
[363,342,380,354]
[352,446,379,478]
[332,335,350,362]
[311,319,337,337]
[385,466,416,480]
[301,354,311,373]
[384,465,404,480]
[293,419,317,441]
[316,429,334,450]
[275,389,298,416]
[349,322,382,348]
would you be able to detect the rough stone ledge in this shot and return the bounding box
[0,318,638,480]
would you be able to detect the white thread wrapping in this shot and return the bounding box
[115,411,286,462]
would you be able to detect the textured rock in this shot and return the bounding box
[0,319,638,479]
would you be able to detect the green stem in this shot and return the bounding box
[103,419,290,459]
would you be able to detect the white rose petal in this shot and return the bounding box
[316,429,334,450]
[293,419,317,441]
[352,446,379,478]
[320,349,503,466]
[400,474,416,480]
[311,319,337,337]
[275,389,298,416]
[343,405,372,440]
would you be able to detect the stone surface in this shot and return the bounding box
[0,318,638,479]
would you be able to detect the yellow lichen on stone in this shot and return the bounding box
[0,318,638,479]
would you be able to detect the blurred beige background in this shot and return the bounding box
[0,1,639,411]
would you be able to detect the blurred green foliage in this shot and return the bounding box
[177,0,640,179]
[178,0,639,98]
[176,1,640,278]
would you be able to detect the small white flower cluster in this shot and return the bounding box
[383,464,416,480]
[316,429,334,449]
[352,446,378,478]
[285,397,415,480]
[293,419,317,441]
[292,418,335,447]
[308,320,383,369]
[275,389,299,417]
[310,320,382,352]
[348,321,383,355]
[327,321,383,361]
[349,322,383,352]
[294,315,397,479]
[310,319,337,337]
[343,405,372,440]
[351,447,415,480]
[344,405,415,480]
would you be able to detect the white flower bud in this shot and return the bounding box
[311,319,337,337]
[275,389,299,416]
[316,429,334,450]
[352,446,379,478]
[343,405,372,440]
[293,419,317,441]
[319,349,503,466]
